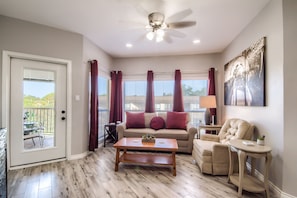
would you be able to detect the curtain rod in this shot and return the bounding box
[122,70,210,76]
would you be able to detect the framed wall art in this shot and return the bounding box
[224,37,265,106]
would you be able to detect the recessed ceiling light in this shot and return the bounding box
[126,43,133,48]
[193,39,201,44]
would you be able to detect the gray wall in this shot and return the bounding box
[0,15,86,155]
[283,0,297,195]
[113,53,222,118]
[0,16,114,156]
[220,0,297,196]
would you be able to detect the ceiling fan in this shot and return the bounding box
[145,9,196,43]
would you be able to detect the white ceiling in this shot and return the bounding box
[0,0,271,58]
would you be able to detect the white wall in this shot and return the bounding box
[220,0,297,195]
[283,0,297,195]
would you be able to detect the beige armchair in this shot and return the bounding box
[192,118,254,175]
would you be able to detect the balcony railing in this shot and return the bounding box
[24,108,55,134]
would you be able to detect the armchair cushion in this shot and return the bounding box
[218,119,254,144]
[200,134,220,142]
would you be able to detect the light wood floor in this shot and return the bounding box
[7,143,278,198]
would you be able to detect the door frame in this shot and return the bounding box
[2,50,72,169]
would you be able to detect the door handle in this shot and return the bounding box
[61,117,66,120]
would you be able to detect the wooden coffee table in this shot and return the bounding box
[113,137,178,176]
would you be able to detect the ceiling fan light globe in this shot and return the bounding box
[156,29,165,37]
[146,32,154,40]
[156,35,163,42]
[145,24,152,30]
[161,23,167,29]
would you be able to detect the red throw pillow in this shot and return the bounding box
[166,111,187,130]
[150,116,165,130]
[126,112,145,128]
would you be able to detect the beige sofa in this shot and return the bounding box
[116,112,197,153]
[192,118,254,175]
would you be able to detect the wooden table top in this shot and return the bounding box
[113,138,178,151]
[229,139,272,153]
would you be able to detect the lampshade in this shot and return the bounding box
[199,95,217,108]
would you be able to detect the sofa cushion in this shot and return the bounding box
[123,128,157,137]
[155,129,189,140]
[150,116,165,130]
[166,111,187,130]
[144,113,157,128]
[157,112,167,124]
[126,112,145,128]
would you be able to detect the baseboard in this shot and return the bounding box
[68,151,89,160]
[9,158,66,170]
[10,151,91,169]
[246,163,296,198]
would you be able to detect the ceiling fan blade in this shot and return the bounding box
[133,0,166,16]
[163,34,173,43]
[167,21,196,29]
[166,8,193,23]
[166,29,186,38]
[135,4,149,16]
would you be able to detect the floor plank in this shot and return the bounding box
[7,144,278,198]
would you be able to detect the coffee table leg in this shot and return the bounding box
[115,148,120,171]
[172,151,176,176]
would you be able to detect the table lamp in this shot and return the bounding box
[199,95,217,125]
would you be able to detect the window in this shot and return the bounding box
[123,78,208,126]
[154,81,174,112]
[98,77,109,139]
[182,79,208,127]
[124,81,146,111]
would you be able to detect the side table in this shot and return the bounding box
[104,123,118,147]
[228,139,272,197]
[197,124,222,139]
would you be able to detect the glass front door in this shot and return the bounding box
[10,58,67,167]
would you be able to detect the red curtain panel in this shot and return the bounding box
[173,69,184,112]
[145,70,155,112]
[208,68,217,121]
[109,71,123,123]
[89,60,98,151]
[115,71,123,122]
[109,71,117,123]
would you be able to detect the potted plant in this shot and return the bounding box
[257,135,265,145]
[142,134,156,143]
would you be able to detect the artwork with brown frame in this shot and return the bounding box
[224,37,265,106]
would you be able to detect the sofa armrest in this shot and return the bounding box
[116,122,126,140]
[212,144,229,163]
[187,123,197,139]
[200,134,220,142]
